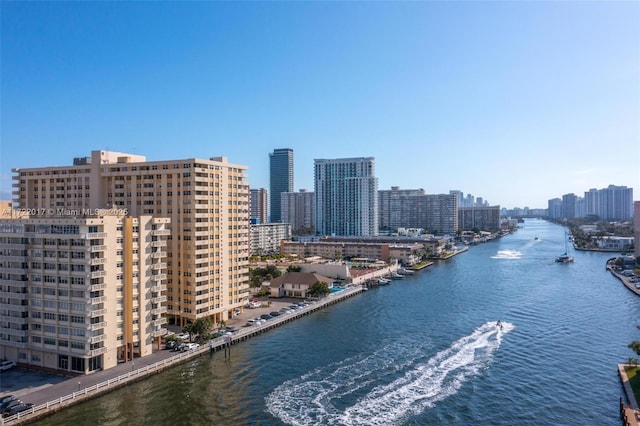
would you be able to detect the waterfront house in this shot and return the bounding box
[267,272,334,298]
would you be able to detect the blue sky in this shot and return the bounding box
[1,1,638,209]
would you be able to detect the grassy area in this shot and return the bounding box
[624,365,640,406]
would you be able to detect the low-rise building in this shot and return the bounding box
[267,272,333,298]
[591,236,634,252]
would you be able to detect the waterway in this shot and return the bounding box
[38,219,638,425]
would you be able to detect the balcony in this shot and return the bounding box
[89,296,106,305]
[2,267,27,275]
[0,304,29,312]
[0,291,28,299]
[152,229,170,236]
[7,317,29,326]
[90,283,107,292]
[89,321,107,331]
[151,273,167,281]
[90,257,107,265]
[152,317,168,327]
[152,328,168,337]
[151,240,167,248]
[0,243,27,249]
[89,347,108,357]
[89,308,107,317]
[151,262,167,270]
[151,252,165,259]
[0,277,28,285]
[150,307,166,316]
[0,340,27,349]
[151,295,167,304]
[89,245,107,252]
[90,270,107,279]
[90,334,107,344]
[85,232,108,239]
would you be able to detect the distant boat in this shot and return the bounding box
[555,253,574,264]
[556,230,575,264]
[377,277,391,285]
[534,236,539,240]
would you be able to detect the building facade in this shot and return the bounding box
[281,189,315,234]
[314,157,378,237]
[0,215,169,373]
[269,148,294,223]
[12,150,250,327]
[250,188,268,224]
[458,206,501,232]
[378,186,426,230]
[549,185,633,220]
[250,223,291,256]
[634,201,640,265]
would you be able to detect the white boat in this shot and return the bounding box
[398,268,415,275]
[388,273,404,279]
[556,230,575,264]
[377,277,391,285]
[555,253,574,264]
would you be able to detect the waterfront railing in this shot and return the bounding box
[1,285,364,425]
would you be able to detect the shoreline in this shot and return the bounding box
[1,286,365,425]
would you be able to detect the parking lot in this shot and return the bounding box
[0,367,68,402]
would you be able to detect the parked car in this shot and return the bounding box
[269,311,281,317]
[165,340,177,350]
[184,343,200,351]
[0,396,14,405]
[176,333,190,341]
[0,361,16,372]
[0,397,18,412]
[174,343,188,352]
[260,314,273,320]
[3,403,34,417]
[245,319,257,326]
[225,326,238,333]
[0,400,21,414]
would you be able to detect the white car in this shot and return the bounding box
[0,360,16,372]
[183,343,200,351]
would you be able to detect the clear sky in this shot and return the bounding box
[1,1,638,209]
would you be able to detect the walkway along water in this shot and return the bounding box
[0,285,364,425]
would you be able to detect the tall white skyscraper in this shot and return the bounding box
[314,157,378,237]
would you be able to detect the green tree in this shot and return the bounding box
[307,281,331,298]
[628,341,640,356]
[287,265,302,272]
[192,317,213,340]
[182,323,194,342]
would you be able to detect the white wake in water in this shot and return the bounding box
[491,250,522,259]
[265,322,514,426]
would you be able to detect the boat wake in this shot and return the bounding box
[491,250,522,259]
[265,322,514,425]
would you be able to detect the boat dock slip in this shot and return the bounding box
[0,286,364,425]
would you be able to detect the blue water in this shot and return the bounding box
[40,219,637,425]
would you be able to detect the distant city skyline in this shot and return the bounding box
[1,2,638,209]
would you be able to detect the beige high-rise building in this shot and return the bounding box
[12,150,250,327]
[0,215,169,373]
